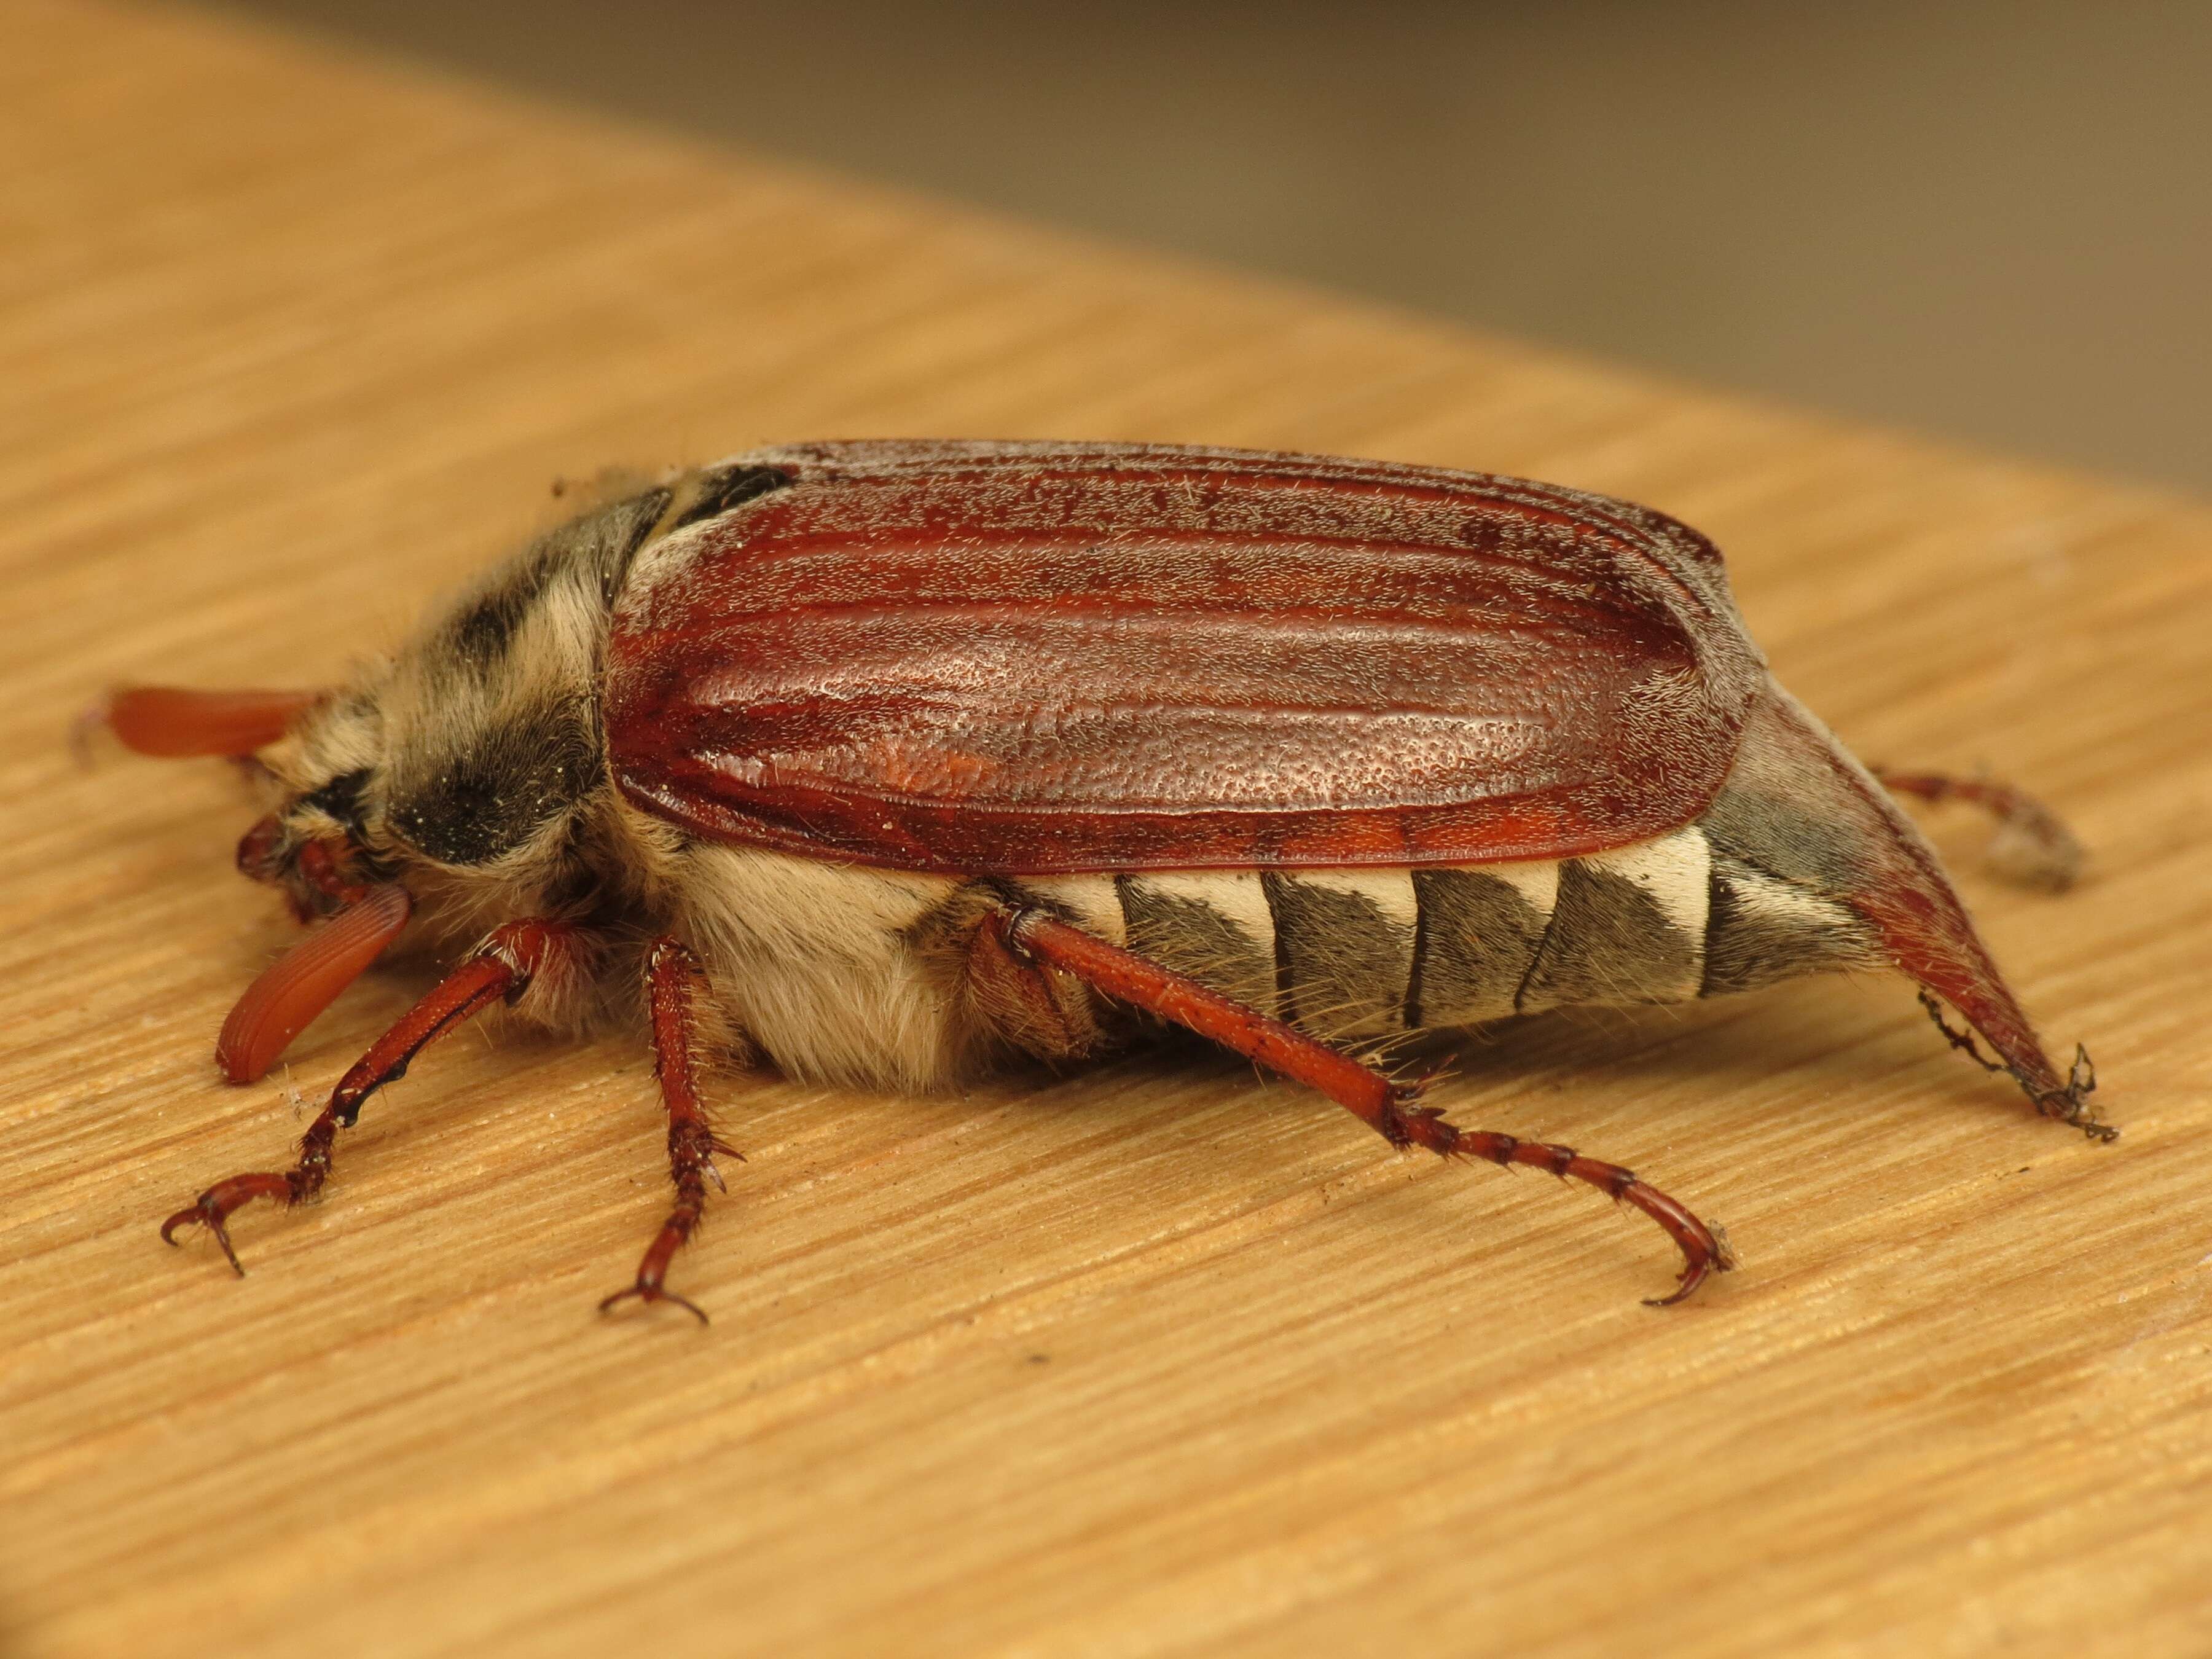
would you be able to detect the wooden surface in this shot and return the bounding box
[6,4,2210,1655]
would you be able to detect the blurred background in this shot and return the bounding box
[211,0,2210,492]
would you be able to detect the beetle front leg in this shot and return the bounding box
[161,917,586,1275]
[598,938,740,1325]
[979,908,1735,1307]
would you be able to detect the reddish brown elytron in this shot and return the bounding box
[604,444,1765,872]
[106,439,2104,1319]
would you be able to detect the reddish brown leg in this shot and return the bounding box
[162,917,583,1275]
[963,903,1106,1061]
[1872,766,2084,892]
[984,908,1733,1306]
[599,938,739,1325]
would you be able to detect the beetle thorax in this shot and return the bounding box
[251,487,692,954]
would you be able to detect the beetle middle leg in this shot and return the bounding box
[598,938,741,1325]
[160,917,586,1274]
[975,907,1734,1306]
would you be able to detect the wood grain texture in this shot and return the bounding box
[4,4,2210,1655]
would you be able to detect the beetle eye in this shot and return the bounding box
[296,768,372,836]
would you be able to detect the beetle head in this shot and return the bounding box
[205,594,613,1085]
[236,680,396,919]
[109,474,716,1082]
[241,594,610,931]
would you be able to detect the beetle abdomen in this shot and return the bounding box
[656,700,1893,1092]
[994,815,1879,1052]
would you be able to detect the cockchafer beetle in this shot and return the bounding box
[96,441,2103,1319]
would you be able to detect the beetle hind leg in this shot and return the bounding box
[962,901,1112,1062]
[979,906,1733,1306]
[1872,766,2084,892]
[598,938,742,1325]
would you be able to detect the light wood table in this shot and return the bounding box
[6,4,2209,1655]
